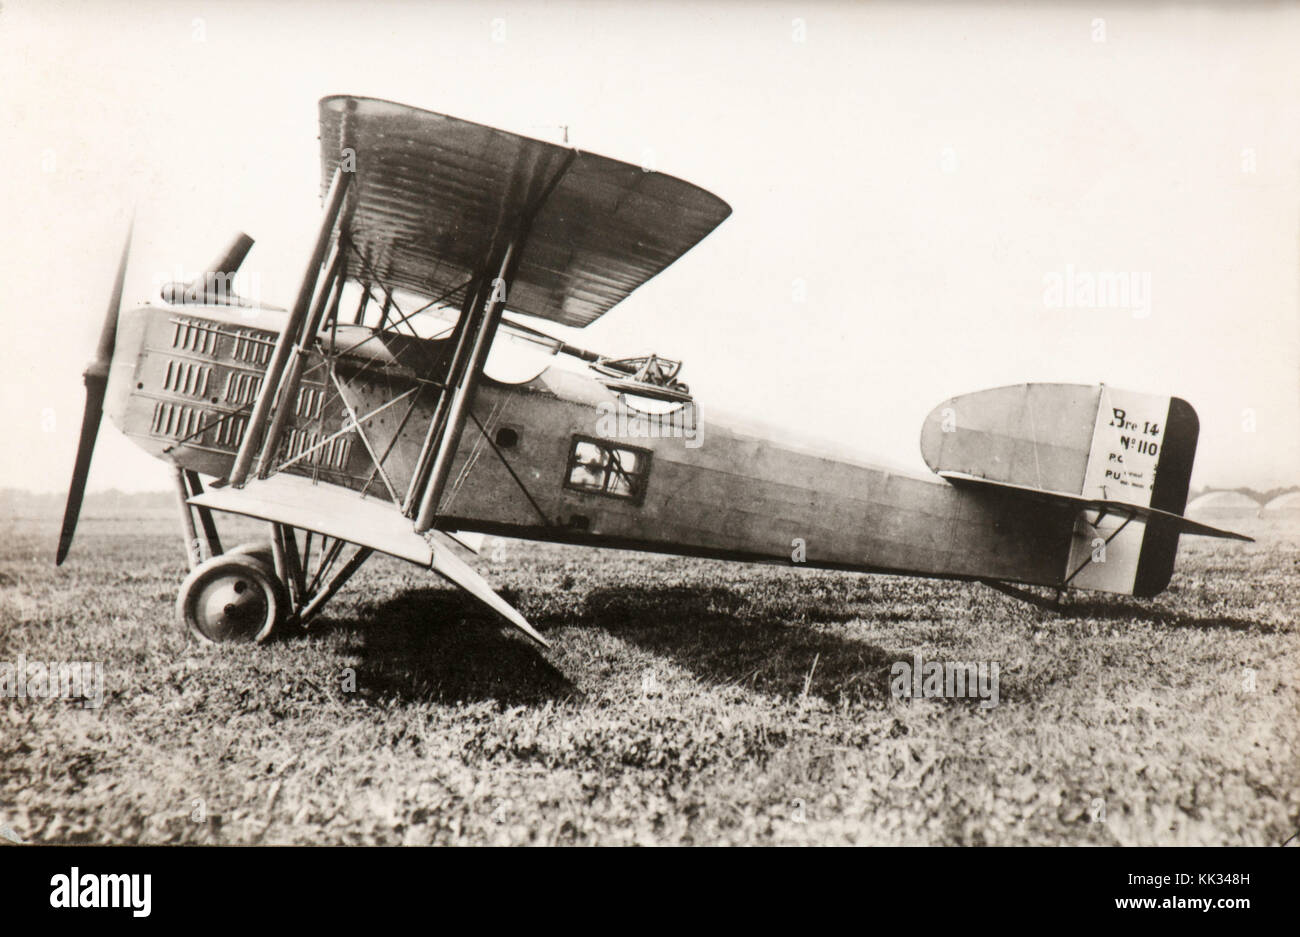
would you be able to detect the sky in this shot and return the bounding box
[2,0,1297,494]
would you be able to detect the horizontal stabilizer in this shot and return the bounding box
[923,383,1245,596]
[939,472,1253,542]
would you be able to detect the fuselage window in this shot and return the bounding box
[564,436,652,503]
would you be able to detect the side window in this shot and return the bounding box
[564,437,652,504]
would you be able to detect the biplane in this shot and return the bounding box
[56,95,1250,647]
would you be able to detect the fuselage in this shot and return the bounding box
[106,302,1076,587]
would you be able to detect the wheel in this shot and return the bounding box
[176,554,288,644]
[225,540,275,573]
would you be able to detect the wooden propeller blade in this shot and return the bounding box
[56,382,108,565]
[56,219,133,565]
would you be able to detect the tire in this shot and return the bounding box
[176,554,288,644]
[225,540,276,574]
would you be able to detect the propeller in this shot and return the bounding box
[56,220,133,565]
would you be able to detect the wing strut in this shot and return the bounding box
[228,167,353,488]
[252,245,348,480]
[412,152,577,534]
[402,272,490,514]
[413,240,519,532]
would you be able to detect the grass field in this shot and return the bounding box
[1,500,1296,845]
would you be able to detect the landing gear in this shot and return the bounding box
[171,519,372,646]
[225,540,275,573]
[176,554,287,644]
[172,470,374,644]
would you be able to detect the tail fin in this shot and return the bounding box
[921,384,1249,597]
[1065,388,1197,596]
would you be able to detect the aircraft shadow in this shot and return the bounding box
[313,588,575,706]
[527,584,916,706]
[1057,597,1273,634]
[296,578,1263,710]
[303,581,1074,708]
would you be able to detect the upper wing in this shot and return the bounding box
[320,95,732,328]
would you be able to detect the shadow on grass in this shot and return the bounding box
[309,588,575,706]
[305,580,1019,708]
[534,584,914,706]
[1059,597,1275,634]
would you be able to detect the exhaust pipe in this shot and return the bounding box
[160,232,255,305]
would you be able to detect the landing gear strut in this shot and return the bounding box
[172,479,373,644]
